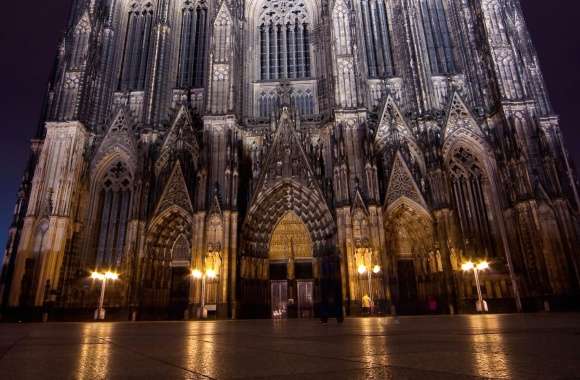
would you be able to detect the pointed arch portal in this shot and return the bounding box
[384,198,436,314]
[141,205,193,319]
[242,179,335,258]
[239,180,337,319]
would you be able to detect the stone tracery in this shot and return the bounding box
[3,0,578,319]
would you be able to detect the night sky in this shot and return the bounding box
[0,2,578,261]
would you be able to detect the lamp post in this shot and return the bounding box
[91,271,119,321]
[461,260,489,313]
[192,268,217,319]
[358,262,381,314]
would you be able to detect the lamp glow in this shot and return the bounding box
[206,269,217,279]
[90,271,119,321]
[460,260,490,313]
[104,271,119,280]
[461,261,474,271]
[357,264,367,274]
[192,269,202,279]
[477,261,489,270]
[372,265,381,274]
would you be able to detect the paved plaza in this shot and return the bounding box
[0,314,579,379]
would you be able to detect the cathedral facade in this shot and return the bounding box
[1,0,579,319]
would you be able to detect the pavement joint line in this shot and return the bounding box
[231,364,393,380]
[0,333,29,362]
[232,362,492,380]
[190,335,488,379]
[1,315,579,379]
[184,335,519,379]
[97,336,218,380]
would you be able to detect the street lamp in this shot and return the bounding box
[358,262,381,314]
[461,260,489,312]
[91,271,119,320]
[191,268,217,319]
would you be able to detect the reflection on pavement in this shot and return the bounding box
[468,316,513,378]
[76,324,113,380]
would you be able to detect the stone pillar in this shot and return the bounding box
[229,212,238,318]
[433,208,457,314]
[9,121,88,307]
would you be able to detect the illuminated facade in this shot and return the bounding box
[1,0,579,319]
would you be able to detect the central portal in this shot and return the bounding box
[269,211,314,318]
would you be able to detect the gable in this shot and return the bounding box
[92,109,137,172]
[375,96,415,154]
[155,107,199,175]
[385,152,427,210]
[253,107,318,194]
[154,161,194,216]
[443,92,482,140]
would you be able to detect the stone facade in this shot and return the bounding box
[1,0,579,319]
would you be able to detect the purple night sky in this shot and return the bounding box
[0,2,578,261]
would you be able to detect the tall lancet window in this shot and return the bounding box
[119,2,154,91]
[259,0,312,81]
[360,0,395,78]
[172,234,191,264]
[448,147,494,256]
[70,15,91,70]
[95,162,133,267]
[419,0,456,74]
[178,1,208,88]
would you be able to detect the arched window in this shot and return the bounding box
[291,89,314,116]
[259,0,312,81]
[172,234,191,263]
[95,162,133,267]
[360,0,395,78]
[119,2,154,91]
[177,1,208,88]
[448,147,494,255]
[333,0,352,56]
[419,0,455,74]
[56,73,80,121]
[70,15,91,69]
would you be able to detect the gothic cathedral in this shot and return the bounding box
[1,0,579,319]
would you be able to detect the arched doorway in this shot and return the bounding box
[268,211,314,318]
[385,199,438,314]
[239,180,337,318]
[141,206,193,320]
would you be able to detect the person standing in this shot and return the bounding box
[362,294,372,316]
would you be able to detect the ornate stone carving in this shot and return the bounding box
[385,152,427,210]
[155,106,200,176]
[154,161,194,216]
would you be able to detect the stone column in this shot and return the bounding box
[9,121,88,307]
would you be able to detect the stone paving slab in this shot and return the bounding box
[0,314,579,379]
